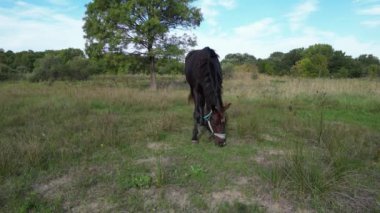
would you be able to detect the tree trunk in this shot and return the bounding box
[149,55,157,90]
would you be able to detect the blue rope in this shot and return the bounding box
[203,111,212,121]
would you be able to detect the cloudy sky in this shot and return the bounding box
[1,0,380,59]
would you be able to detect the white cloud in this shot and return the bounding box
[0,2,85,52]
[194,18,286,58]
[193,18,380,59]
[47,0,71,6]
[234,18,280,39]
[353,0,380,5]
[358,4,380,15]
[286,0,318,31]
[198,0,236,26]
[361,19,380,27]
[218,0,236,9]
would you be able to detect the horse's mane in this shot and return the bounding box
[200,47,223,110]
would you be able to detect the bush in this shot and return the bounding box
[157,59,184,75]
[65,57,100,80]
[0,63,22,81]
[367,64,380,79]
[221,62,259,79]
[235,63,259,79]
[30,55,99,82]
[221,62,234,79]
[30,55,65,82]
[0,63,13,81]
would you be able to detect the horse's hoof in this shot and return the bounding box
[192,140,199,144]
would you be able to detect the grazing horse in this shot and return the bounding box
[185,47,231,147]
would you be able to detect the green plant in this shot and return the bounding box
[130,174,152,189]
[155,159,167,187]
[190,165,206,177]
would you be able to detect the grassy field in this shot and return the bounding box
[0,73,379,212]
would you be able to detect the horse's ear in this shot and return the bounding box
[223,103,231,112]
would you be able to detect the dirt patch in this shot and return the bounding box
[68,183,116,212]
[210,189,247,208]
[233,176,260,186]
[70,200,115,213]
[262,134,281,142]
[210,188,294,212]
[34,165,117,212]
[254,193,294,213]
[135,157,170,165]
[254,149,285,166]
[165,186,190,208]
[33,175,73,199]
[147,142,171,150]
[234,177,250,186]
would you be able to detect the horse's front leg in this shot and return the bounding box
[192,116,202,143]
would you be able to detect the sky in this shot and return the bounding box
[0,0,380,59]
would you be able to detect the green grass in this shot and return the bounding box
[0,74,379,212]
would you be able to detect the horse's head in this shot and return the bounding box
[206,103,231,147]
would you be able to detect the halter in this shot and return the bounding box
[203,111,226,140]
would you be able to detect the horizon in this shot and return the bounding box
[1,0,380,60]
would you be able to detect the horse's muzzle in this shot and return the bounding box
[216,139,226,147]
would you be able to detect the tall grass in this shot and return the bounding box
[263,89,379,211]
[0,74,379,212]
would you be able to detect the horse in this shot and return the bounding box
[185,47,231,147]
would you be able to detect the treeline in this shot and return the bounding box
[0,48,184,81]
[0,48,100,81]
[222,44,380,78]
[1,43,380,82]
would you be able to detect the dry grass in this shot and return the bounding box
[226,72,380,99]
[0,74,379,212]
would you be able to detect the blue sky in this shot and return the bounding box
[1,0,380,59]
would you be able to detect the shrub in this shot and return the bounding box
[157,59,184,75]
[0,63,22,81]
[221,62,234,79]
[30,54,65,82]
[367,64,380,79]
[30,55,99,82]
[0,63,13,81]
[65,57,100,80]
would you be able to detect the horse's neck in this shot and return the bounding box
[204,97,222,113]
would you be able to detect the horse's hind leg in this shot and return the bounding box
[191,89,202,143]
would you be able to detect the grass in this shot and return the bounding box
[0,73,379,212]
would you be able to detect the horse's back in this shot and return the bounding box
[185,47,220,86]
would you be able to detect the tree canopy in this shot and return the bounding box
[254,44,380,78]
[83,0,202,89]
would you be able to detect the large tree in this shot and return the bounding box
[83,0,202,89]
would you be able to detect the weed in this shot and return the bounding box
[129,174,152,189]
[155,159,167,187]
[18,192,61,213]
[189,165,206,177]
[218,201,265,213]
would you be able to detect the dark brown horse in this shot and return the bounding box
[185,47,230,147]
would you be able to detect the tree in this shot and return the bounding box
[31,54,65,82]
[56,48,85,63]
[304,44,334,59]
[222,53,256,65]
[291,54,328,77]
[83,0,202,89]
[282,48,304,74]
[357,54,380,65]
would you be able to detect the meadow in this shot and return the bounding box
[0,73,379,212]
